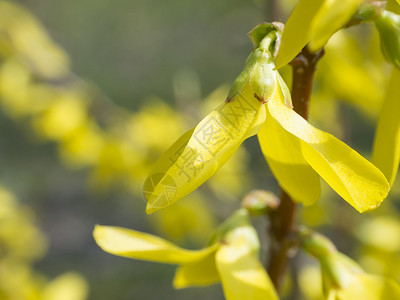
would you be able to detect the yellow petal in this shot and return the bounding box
[372,68,400,186]
[215,243,279,300]
[267,94,389,213]
[258,104,321,206]
[276,0,324,68]
[330,274,400,300]
[42,272,88,300]
[93,225,218,264]
[277,0,363,67]
[173,250,220,288]
[144,84,266,214]
[308,0,363,52]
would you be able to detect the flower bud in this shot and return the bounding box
[242,190,279,216]
[376,10,400,69]
[299,227,400,299]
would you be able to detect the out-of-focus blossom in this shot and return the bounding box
[42,272,88,300]
[299,227,400,300]
[0,0,69,79]
[94,209,279,300]
[277,0,364,68]
[0,186,89,300]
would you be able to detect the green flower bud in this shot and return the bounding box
[376,10,400,69]
[242,189,279,216]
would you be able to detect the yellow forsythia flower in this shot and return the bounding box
[316,31,384,120]
[94,209,279,300]
[299,227,400,300]
[276,0,364,68]
[144,23,389,214]
[0,0,69,79]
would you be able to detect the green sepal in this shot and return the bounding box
[227,23,281,103]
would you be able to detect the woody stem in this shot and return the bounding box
[267,46,324,292]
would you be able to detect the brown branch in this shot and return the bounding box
[267,46,324,291]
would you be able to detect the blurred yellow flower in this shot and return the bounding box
[316,31,385,120]
[0,186,89,300]
[94,209,278,300]
[276,0,364,68]
[0,0,69,79]
[299,227,400,300]
[322,253,400,300]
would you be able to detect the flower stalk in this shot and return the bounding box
[267,46,324,290]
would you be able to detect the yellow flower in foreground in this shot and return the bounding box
[143,23,389,214]
[276,0,364,68]
[94,209,279,300]
[299,227,400,300]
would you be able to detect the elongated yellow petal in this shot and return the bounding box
[308,0,363,51]
[144,85,266,214]
[372,68,400,186]
[173,250,220,288]
[276,0,324,68]
[258,103,321,206]
[267,94,389,213]
[93,225,218,264]
[215,243,278,300]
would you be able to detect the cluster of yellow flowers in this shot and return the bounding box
[0,186,88,299]
[95,0,400,298]
[1,0,400,299]
[96,1,400,299]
